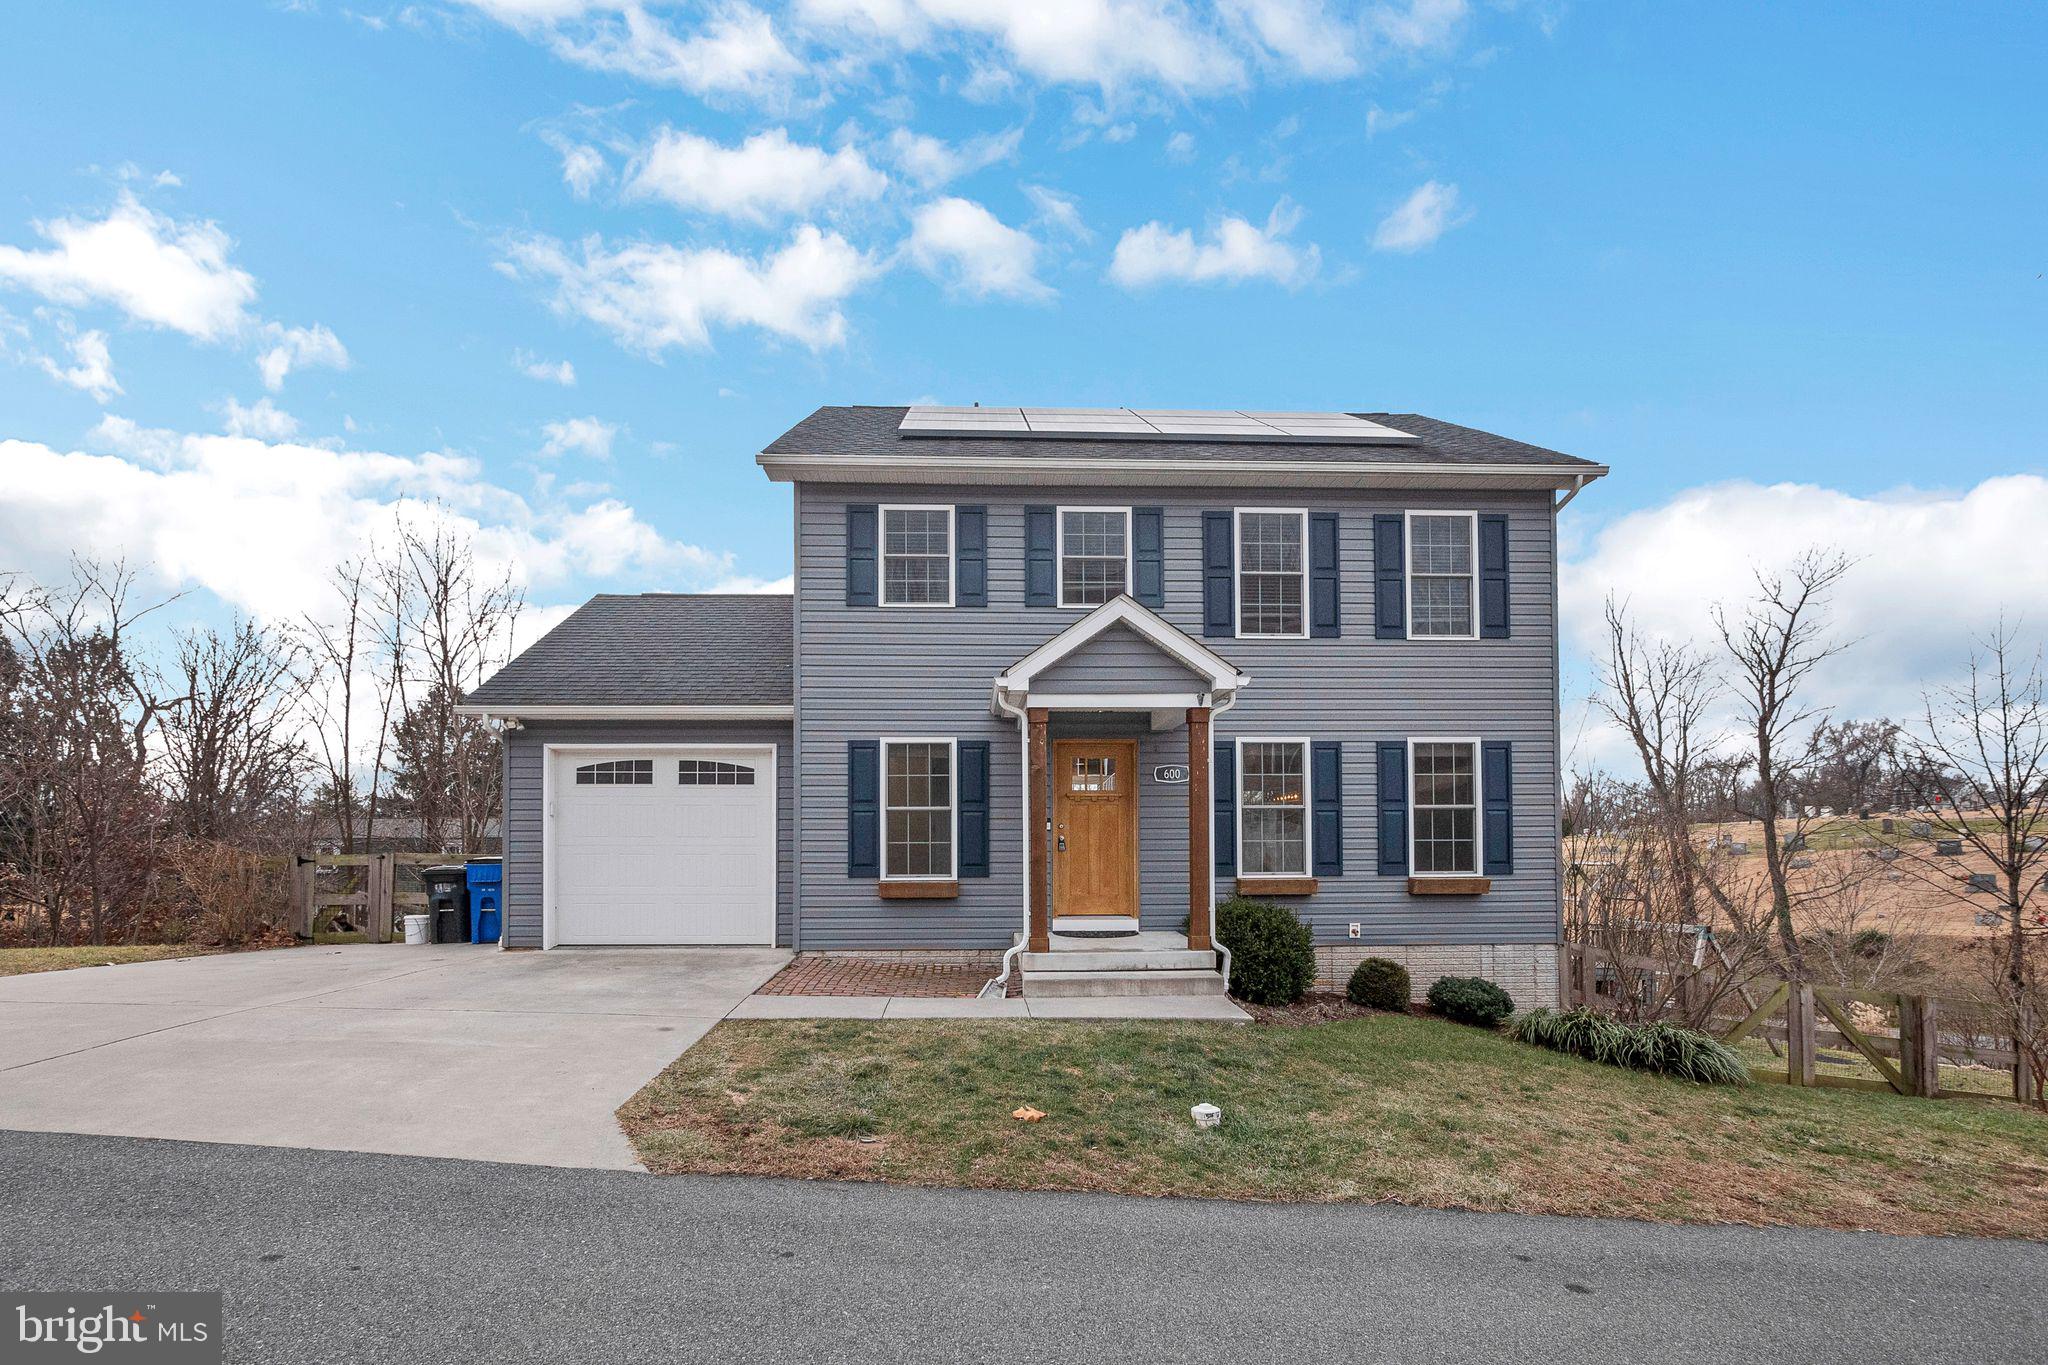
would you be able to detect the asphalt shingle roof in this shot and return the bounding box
[761,406,1601,469]
[463,594,792,708]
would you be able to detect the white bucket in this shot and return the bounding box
[402,914,430,945]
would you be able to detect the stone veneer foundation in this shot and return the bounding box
[1314,943,1560,1010]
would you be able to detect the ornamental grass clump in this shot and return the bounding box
[1509,1007,1749,1085]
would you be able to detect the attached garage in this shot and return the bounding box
[547,746,777,946]
[461,593,796,950]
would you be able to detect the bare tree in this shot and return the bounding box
[1714,549,1854,979]
[1596,596,1723,923]
[0,563,184,944]
[295,556,401,854]
[1895,625,2048,1102]
[374,518,520,853]
[157,618,310,846]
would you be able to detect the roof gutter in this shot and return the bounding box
[455,704,795,721]
[759,451,1609,491]
[1554,471,1595,512]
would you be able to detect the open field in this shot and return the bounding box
[620,1014,2048,1238]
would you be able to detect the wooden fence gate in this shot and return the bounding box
[289,853,464,944]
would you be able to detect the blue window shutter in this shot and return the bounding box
[1312,741,1343,876]
[1213,740,1236,874]
[956,507,987,607]
[1373,514,1404,639]
[1309,512,1340,638]
[1483,740,1513,875]
[1132,507,1165,608]
[1376,741,1408,876]
[1479,513,1510,639]
[1202,511,1234,638]
[847,741,879,877]
[958,741,990,877]
[846,504,878,608]
[1025,506,1056,606]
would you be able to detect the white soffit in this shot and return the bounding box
[897,407,1419,445]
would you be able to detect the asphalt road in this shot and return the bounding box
[1,1130,2040,1365]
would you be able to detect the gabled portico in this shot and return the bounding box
[990,597,1248,959]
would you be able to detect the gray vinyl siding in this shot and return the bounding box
[796,482,1561,952]
[501,719,795,949]
[1031,623,1209,694]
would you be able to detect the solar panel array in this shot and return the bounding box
[896,407,1419,445]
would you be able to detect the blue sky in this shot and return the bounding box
[1,2,2043,764]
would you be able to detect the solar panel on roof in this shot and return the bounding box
[898,406,1418,444]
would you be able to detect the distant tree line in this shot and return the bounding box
[0,517,520,947]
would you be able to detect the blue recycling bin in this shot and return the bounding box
[465,858,503,944]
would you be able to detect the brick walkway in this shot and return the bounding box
[756,953,998,999]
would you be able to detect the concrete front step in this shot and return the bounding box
[1022,968,1229,998]
[1019,948,1217,973]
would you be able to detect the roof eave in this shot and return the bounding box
[454,703,795,721]
[758,451,1607,492]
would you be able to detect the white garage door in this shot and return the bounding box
[550,748,776,945]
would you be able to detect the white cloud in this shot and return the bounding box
[513,349,577,385]
[539,3,803,98]
[219,396,300,440]
[1107,199,1320,289]
[256,322,350,391]
[1365,103,1415,136]
[1367,0,1469,55]
[1224,0,1359,77]
[540,415,619,459]
[1164,130,1196,162]
[1371,179,1467,252]
[1563,476,2048,774]
[625,127,888,222]
[884,126,1022,187]
[800,0,1246,93]
[544,132,607,198]
[0,192,256,341]
[906,197,1051,301]
[36,329,121,402]
[0,424,742,626]
[501,225,875,351]
[1022,184,1090,241]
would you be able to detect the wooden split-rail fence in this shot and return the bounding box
[289,852,465,944]
[1562,943,2040,1106]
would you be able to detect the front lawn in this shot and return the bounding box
[619,1013,2048,1238]
[0,944,237,977]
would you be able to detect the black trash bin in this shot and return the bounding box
[419,865,471,944]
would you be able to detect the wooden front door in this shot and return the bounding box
[1051,739,1139,918]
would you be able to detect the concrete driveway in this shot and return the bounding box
[0,943,787,1169]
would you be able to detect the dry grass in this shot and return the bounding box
[0,944,238,976]
[620,1014,2048,1238]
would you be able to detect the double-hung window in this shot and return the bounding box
[1236,509,1307,638]
[1410,738,1479,875]
[1406,511,1477,638]
[1057,507,1130,607]
[1237,738,1309,876]
[880,505,953,606]
[882,738,956,880]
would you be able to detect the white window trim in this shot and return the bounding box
[1404,509,1480,642]
[1054,505,1134,609]
[878,503,955,608]
[1234,735,1312,878]
[1407,735,1482,878]
[879,736,960,882]
[1233,507,1310,640]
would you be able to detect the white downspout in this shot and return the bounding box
[1207,688,1240,989]
[981,684,1033,999]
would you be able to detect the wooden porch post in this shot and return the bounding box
[1027,707,1051,953]
[1187,706,1212,951]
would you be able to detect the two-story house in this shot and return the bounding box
[461,406,1605,1005]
